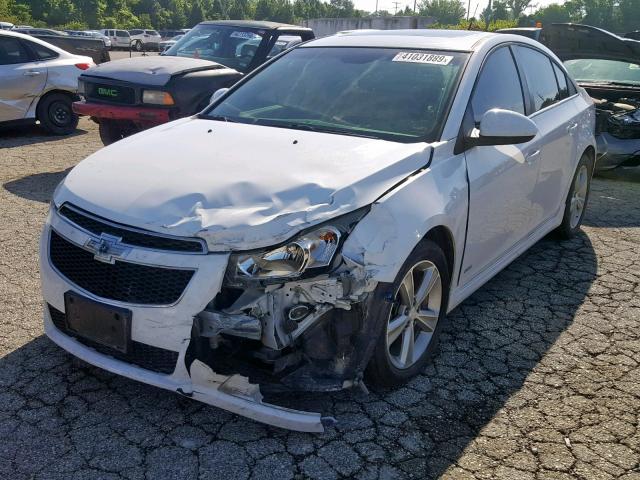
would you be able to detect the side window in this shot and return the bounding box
[0,37,31,65]
[514,46,561,112]
[27,41,58,60]
[268,35,302,58]
[471,46,525,124]
[553,63,569,100]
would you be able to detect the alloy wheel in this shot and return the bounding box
[386,260,442,370]
[570,165,588,229]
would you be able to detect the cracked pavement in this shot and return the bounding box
[1,120,639,479]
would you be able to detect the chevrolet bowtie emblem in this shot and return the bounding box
[85,233,130,264]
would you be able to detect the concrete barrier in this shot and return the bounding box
[301,16,436,37]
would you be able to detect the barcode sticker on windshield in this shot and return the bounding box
[392,52,453,65]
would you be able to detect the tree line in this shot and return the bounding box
[0,0,638,34]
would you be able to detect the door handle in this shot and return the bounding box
[566,123,578,133]
[525,149,540,165]
[24,70,41,76]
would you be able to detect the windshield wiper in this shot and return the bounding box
[207,114,236,122]
[255,120,379,139]
[579,80,640,87]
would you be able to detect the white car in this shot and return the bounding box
[41,30,595,431]
[128,29,162,51]
[0,30,94,134]
[100,29,130,50]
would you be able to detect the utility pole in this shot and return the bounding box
[392,1,400,14]
[467,0,471,20]
[413,0,417,14]
[375,0,379,14]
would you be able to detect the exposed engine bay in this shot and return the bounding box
[593,96,640,139]
[587,90,640,170]
[187,254,390,394]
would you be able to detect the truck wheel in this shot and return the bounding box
[366,240,450,388]
[99,120,136,146]
[37,93,79,136]
[134,40,143,52]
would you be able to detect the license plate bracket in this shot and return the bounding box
[64,292,131,354]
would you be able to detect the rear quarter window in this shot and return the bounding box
[514,46,561,112]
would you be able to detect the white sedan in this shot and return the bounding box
[41,29,595,431]
[0,30,94,134]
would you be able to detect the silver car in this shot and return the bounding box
[0,30,94,134]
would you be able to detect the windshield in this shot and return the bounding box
[164,24,264,73]
[565,59,640,86]
[205,47,467,143]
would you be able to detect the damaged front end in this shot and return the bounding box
[186,207,386,395]
[593,96,640,170]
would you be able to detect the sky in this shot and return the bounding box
[354,0,565,17]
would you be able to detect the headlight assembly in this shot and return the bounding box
[230,208,368,282]
[142,90,175,105]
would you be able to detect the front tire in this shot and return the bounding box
[98,120,137,146]
[366,240,450,388]
[37,93,79,135]
[556,153,593,239]
[134,40,143,52]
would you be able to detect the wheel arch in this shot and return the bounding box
[34,89,78,121]
[423,225,455,284]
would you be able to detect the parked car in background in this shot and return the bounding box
[158,34,183,53]
[100,29,130,50]
[159,29,187,41]
[0,30,94,134]
[45,29,595,431]
[85,30,112,49]
[74,20,315,144]
[542,24,640,172]
[499,23,640,173]
[14,27,68,36]
[12,27,109,64]
[0,21,14,30]
[128,29,161,51]
[65,30,112,49]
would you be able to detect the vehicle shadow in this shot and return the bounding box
[582,176,640,227]
[271,230,598,478]
[0,124,88,148]
[0,218,598,479]
[3,168,72,203]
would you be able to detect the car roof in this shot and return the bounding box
[0,29,73,55]
[303,29,494,51]
[198,20,309,31]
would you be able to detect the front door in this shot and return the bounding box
[0,37,46,122]
[459,45,540,286]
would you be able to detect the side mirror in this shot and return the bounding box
[210,88,229,105]
[473,109,538,146]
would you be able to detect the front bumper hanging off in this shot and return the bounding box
[40,209,335,432]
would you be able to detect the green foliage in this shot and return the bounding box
[419,0,465,25]
[430,18,517,31]
[0,0,368,27]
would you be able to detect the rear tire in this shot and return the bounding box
[37,93,79,136]
[555,152,593,239]
[134,40,143,52]
[366,240,450,388]
[98,120,137,146]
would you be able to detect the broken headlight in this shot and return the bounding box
[231,208,368,281]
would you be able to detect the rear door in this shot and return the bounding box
[0,36,47,122]
[512,45,580,227]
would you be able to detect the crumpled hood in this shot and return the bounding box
[81,55,225,87]
[56,118,433,251]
